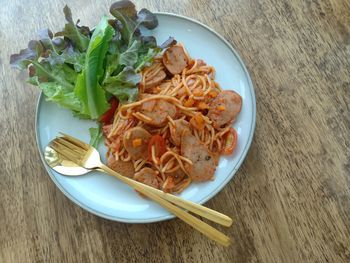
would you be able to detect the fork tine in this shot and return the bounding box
[50,140,80,158]
[59,132,90,150]
[49,143,79,165]
[50,140,82,164]
[56,137,86,155]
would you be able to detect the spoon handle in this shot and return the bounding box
[99,166,232,226]
[100,164,231,246]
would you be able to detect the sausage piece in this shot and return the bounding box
[180,131,216,182]
[133,167,160,189]
[140,99,178,127]
[123,127,152,160]
[107,154,135,178]
[162,168,188,193]
[169,119,190,146]
[207,90,242,128]
[143,70,166,91]
[162,46,188,75]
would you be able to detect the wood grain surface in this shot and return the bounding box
[1,0,349,262]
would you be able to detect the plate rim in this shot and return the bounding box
[35,12,256,223]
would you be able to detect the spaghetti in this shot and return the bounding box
[104,43,242,193]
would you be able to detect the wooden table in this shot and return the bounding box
[1,0,349,262]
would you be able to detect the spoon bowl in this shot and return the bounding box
[44,146,91,176]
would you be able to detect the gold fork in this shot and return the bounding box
[49,133,231,246]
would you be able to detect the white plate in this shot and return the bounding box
[36,13,256,223]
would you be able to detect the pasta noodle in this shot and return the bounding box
[104,44,241,194]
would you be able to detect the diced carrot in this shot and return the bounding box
[132,138,142,147]
[188,59,195,68]
[197,102,209,110]
[208,90,218,98]
[193,89,203,96]
[184,97,195,107]
[216,105,226,111]
[190,113,205,130]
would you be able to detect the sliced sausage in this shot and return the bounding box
[162,168,187,193]
[123,127,152,160]
[169,119,190,146]
[197,59,206,66]
[107,154,135,178]
[143,80,171,94]
[188,59,206,68]
[133,167,160,189]
[140,99,178,127]
[140,97,156,112]
[162,46,188,75]
[180,131,216,182]
[207,90,242,128]
[143,70,166,91]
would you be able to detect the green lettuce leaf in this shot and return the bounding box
[74,16,114,119]
[102,3,161,102]
[109,1,137,46]
[55,5,90,52]
[40,84,82,112]
[89,126,103,148]
[29,60,75,89]
[135,47,160,71]
[119,40,140,67]
[29,75,83,114]
[59,46,85,73]
[103,66,141,102]
[10,5,92,116]
[109,0,158,46]
[137,8,158,29]
[10,40,43,70]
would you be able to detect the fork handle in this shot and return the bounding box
[99,166,232,227]
[100,164,230,246]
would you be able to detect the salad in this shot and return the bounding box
[10,0,173,145]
